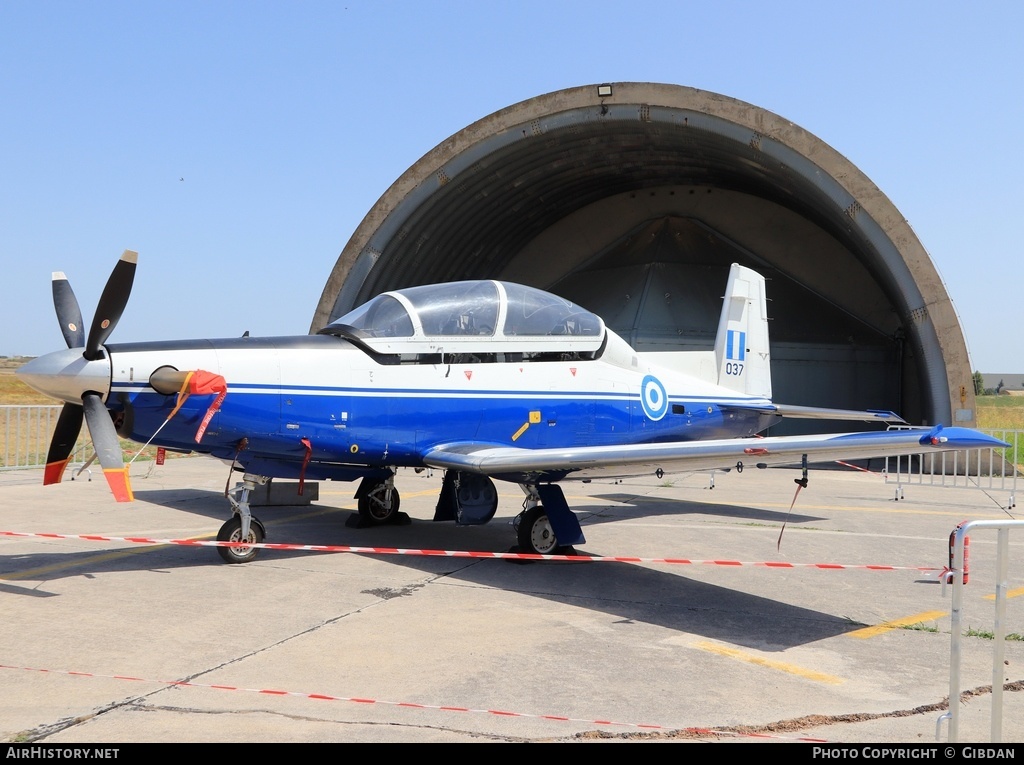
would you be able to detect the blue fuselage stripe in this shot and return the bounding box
[112,384,771,465]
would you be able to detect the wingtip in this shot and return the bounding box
[919,425,1011,449]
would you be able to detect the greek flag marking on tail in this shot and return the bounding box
[727,330,746,361]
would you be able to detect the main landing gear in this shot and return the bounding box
[516,505,559,555]
[219,473,268,564]
[512,484,583,556]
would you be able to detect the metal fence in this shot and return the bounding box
[0,405,89,471]
[884,428,1020,510]
[938,519,1024,743]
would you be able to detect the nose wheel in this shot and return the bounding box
[219,473,268,563]
[217,515,265,564]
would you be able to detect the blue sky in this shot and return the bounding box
[1,1,1021,373]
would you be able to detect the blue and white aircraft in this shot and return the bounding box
[18,251,1006,562]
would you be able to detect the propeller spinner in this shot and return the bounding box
[17,250,138,502]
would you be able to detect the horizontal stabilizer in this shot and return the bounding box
[723,403,907,424]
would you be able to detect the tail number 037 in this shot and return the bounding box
[725,362,744,376]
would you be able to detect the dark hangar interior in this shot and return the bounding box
[312,83,974,432]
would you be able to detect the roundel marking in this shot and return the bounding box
[640,375,668,421]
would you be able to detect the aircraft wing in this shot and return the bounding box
[422,426,1008,482]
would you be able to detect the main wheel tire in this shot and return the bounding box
[358,484,401,525]
[216,516,264,564]
[517,506,558,555]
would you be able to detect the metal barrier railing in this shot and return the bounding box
[0,405,90,471]
[885,429,1020,510]
[938,519,1024,743]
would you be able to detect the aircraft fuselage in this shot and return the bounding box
[106,333,773,482]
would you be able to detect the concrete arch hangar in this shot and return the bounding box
[312,82,975,430]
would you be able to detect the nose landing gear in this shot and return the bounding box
[219,473,269,563]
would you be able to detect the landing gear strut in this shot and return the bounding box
[219,473,268,563]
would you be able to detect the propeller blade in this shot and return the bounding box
[51,272,85,349]
[82,393,133,502]
[84,249,138,361]
[43,404,84,485]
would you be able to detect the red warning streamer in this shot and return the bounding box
[167,370,228,443]
[299,438,312,496]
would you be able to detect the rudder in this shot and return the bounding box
[714,264,771,398]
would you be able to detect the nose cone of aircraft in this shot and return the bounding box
[16,348,111,405]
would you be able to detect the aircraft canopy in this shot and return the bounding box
[324,280,605,355]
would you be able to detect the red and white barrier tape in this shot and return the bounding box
[0,530,944,572]
[0,662,827,742]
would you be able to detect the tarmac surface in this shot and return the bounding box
[1,455,1022,745]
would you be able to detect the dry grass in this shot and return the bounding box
[976,396,1024,468]
[0,357,53,405]
[977,395,1024,430]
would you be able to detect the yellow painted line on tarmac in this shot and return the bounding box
[984,586,1024,601]
[846,610,948,639]
[1,545,171,580]
[642,496,1007,519]
[304,486,992,521]
[0,530,234,580]
[693,640,845,685]
[318,488,436,500]
[785,505,1009,519]
[589,490,1016,520]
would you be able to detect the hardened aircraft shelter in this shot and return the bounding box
[311,82,975,431]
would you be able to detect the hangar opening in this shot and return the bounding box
[312,82,975,431]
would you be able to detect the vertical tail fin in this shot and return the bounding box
[714,264,771,398]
